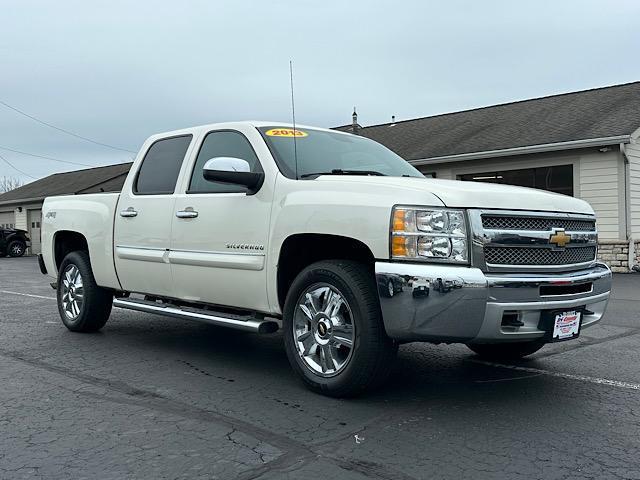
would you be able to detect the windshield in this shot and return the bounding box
[258,126,423,179]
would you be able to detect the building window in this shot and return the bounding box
[458,164,573,196]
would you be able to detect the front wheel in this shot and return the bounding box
[467,340,546,360]
[57,251,113,332]
[283,260,397,397]
[7,240,26,257]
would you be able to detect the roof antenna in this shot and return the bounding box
[289,60,299,179]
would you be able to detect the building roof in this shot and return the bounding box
[0,162,132,206]
[350,81,640,162]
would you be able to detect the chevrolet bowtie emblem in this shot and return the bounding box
[549,229,571,248]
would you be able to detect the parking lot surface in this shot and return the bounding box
[1,256,640,479]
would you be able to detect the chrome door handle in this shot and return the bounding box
[120,207,138,218]
[176,209,198,219]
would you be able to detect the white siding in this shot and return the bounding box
[11,203,43,233]
[578,150,621,240]
[625,142,640,238]
[14,207,27,231]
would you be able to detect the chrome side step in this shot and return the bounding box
[112,298,279,334]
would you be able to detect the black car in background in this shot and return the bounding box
[0,228,30,257]
[378,273,404,298]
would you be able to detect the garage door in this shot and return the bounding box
[0,211,14,229]
[27,209,42,254]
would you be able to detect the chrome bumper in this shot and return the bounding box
[375,262,611,344]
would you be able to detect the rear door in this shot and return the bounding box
[169,128,273,312]
[114,135,193,297]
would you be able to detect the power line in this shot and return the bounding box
[0,152,36,179]
[0,145,94,167]
[0,99,137,154]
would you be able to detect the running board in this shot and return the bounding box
[112,298,279,334]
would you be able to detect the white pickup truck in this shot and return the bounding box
[39,121,612,397]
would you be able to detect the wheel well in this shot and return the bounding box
[7,234,26,245]
[54,231,88,268]
[277,233,375,309]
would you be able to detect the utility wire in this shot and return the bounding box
[0,99,137,154]
[0,145,94,167]
[0,152,36,179]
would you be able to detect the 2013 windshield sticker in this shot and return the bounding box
[265,128,308,137]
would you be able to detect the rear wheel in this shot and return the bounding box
[467,340,546,360]
[283,260,397,397]
[57,251,112,332]
[7,240,26,257]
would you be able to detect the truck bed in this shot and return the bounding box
[41,193,121,290]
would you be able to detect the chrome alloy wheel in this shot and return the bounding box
[11,243,23,256]
[61,264,84,320]
[293,283,355,377]
[387,280,394,297]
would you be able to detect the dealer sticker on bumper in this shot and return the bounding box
[553,310,581,340]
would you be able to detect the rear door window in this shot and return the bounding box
[134,135,192,195]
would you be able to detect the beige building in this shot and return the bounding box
[0,163,130,254]
[340,82,640,272]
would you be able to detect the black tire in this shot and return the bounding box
[283,260,397,397]
[467,340,546,361]
[57,251,112,332]
[7,240,26,257]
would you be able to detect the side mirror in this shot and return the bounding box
[202,157,264,194]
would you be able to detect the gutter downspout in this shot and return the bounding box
[620,143,633,271]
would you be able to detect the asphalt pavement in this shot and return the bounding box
[1,256,639,479]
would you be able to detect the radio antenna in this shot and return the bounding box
[289,60,299,179]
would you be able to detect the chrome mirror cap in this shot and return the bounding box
[203,157,251,173]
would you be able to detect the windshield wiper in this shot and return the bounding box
[300,169,386,179]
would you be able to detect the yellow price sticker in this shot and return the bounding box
[265,128,308,137]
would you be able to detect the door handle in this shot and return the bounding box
[176,209,198,219]
[120,207,138,218]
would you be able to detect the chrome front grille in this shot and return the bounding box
[484,246,597,266]
[469,210,598,272]
[482,216,596,232]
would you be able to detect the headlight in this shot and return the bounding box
[391,206,469,263]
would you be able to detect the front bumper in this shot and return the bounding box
[375,262,611,344]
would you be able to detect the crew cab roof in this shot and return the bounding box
[147,121,348,142]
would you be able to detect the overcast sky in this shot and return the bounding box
[2,0,640,183]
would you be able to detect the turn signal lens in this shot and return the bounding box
[392,209,406,232]
[392,208,415,232]
[392,235,417,257]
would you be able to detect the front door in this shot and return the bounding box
[170,129,272,312]
[113,134,193,297]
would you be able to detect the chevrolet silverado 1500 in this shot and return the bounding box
[39,122,612,396]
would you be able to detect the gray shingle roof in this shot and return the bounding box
[0,162,132,206]
[350,81,640,161]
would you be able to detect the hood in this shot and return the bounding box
[315,176,594,215]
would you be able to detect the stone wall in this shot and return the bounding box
[597,240,630,273]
